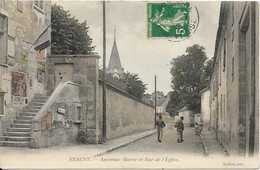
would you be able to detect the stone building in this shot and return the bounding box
[151,92,170,115]
[209,2,259,157]
[0,1,51,138]
[200,87,210,128]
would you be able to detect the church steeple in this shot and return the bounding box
[107,26,124,79]
[114,25,116,41]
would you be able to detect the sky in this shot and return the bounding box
[55,1,221,95]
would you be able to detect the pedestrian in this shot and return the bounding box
[156,115,166,142]
[175,116,184,143]
[194,122,199,135]
[198,121,204,134]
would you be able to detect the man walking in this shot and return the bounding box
[156,115,165,142]
[175,116,184,143]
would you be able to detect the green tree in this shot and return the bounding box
[167,44,213,114]
[119,72,147,99]
[51,4,94,54]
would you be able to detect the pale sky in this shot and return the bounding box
[55,1,221,95]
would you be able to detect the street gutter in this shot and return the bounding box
[94,130,156,157]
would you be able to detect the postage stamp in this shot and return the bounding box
[147,2,199,41]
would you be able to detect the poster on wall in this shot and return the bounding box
[11,72,27,97]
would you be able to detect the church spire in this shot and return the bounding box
[114,25,116,41]
[108,26,124,79]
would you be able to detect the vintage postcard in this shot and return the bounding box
[0,0,259,169]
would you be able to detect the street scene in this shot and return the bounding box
[0,1,259,169]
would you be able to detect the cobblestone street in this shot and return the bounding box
[105,116,205,157]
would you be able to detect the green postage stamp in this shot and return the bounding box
[147,2,199,41]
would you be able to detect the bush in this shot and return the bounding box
[77,130,88,144]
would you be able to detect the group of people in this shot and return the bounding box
[155,116,184,143]
[155,116,203,143]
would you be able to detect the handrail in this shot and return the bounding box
[31,81,80,123]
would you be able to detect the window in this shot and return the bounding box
[232,57,234,82]
[223,37,226,72]
[17,1,23,13]
[0,15,5,34]
[219,61,221,86]
[34,0,43,9]
[0,90,5,116]
[232,2,234,27]
[76,106,82,121]
[37,70,44,83]
[0,14,7,64]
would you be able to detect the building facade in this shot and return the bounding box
[200,88,210,128]
[209,2,259,157]
[0,1,51,136]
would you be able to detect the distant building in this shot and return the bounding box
[176,106,194,127]
[200,87,210,128]
[209,2,259,157]
[152,91,170,115]
[107,29,124,79]
[150,91,164,100]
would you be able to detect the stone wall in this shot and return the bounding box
[46,55,100,144]
[98,81,154,140]
[0,1,51,136]
[30,82,81,148]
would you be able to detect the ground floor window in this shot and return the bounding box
[0,90,5,116]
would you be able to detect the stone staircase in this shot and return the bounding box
[0,94,48,147]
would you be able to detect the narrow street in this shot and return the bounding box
[103,116,205,158]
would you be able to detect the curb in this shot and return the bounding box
[94,130,156,157]
[199,133,209,156]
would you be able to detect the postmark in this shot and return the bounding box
[147,2,199,41]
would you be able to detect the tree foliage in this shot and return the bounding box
[167,44,213,115]
[119,72,147,99]
[51,4,94,54]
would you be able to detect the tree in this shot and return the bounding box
[119,72,147,99]
[166,91,182,117]
[51,4,94,55]
[167,44,213,114]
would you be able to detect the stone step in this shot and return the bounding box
[1,136,31,142]
[22,110,37,113]
[14,119,30,124]
[0,141,30,147]
[11,123,30,128]
[7,128,30,133]
[25,105,42,110]
[16,116,34,120]
[32,98,47,102]
[4,132,30,137]
[25,108,39,112]
[34,94,48,98]
[20,112,36,117]
[29,102,45,106]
